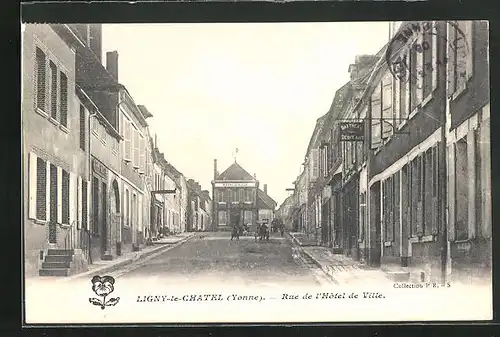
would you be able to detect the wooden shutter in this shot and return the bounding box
[86,180,91,230]
[77,176,82,229]
[448,145,456,241]
[394,172,400,244]
[59,72,68,127]
[28,152,37,219]
[416,35,424,105]
[69,172,76,226]
[382,74,393,139]
[45,161,51,222]
[466,21,474,82]
[57,166,63,224]
[49,61,58,120]
[35,47,46,111]
[447,22,457,97]
[431,21,438,91]
[62,170,70,225]
[416,156,423,236]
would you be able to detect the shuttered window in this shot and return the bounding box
[35,48,46,111]
[399,52,409,124]
[36,157,47,220]
[422,22,434,99]
[381,73,393,139]
[62,170,70,225]
[49,164,58,223]
[80,105,86,151]
[92,177,99,234]
[59,72,68,127]
[409,47,418,112]
[139,136,145,172]
[371,84,382,149]
[134,129,140,168]
[49,61,58,120]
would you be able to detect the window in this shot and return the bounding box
[371,84,382,148]
[49,164,57,223]
[82,180,88,229]
[124,189,130,228]
[59,72,68,127]
[80,105,86,151]
[402,164,411,237]
[49,61,58,120]
[383,176,395,242]
[409,46,418,112]
[227,189,232,203]
[62,170,70,225]
[35,47,46,111]
[311,149,319,179]
[239,188,244,202]
[36,157,47,220]
[381,74,393,139]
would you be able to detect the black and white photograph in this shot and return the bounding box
[21,20,491,324]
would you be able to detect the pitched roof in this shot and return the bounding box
[257,189,277,210]
[216,162,255,181]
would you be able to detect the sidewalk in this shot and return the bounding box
[27,232,195,285]
[288,232,391,286]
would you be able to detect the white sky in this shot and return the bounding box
[102,22,390,206]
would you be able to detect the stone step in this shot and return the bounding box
[42,261,71,269]
[45,255,74,263]
[47,249,74,256]
[39,268,70,277]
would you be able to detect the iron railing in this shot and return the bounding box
[62,220,92,265]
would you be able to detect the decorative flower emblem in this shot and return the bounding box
[89,275,120,310]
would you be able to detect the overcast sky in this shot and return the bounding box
[101,22,390,206]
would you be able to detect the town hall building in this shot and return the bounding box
[211,160,276,231]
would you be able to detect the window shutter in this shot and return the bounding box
[448,145,456,241]
[432,21,438,91]
[447,23,457,97]
[416,35,424,105]
[77,176,82,229]
[59,72,68,127]
[466,21,474,82]
[87,180,91,230]
[382,74,393,139]
[45,161,51,221]
[35,47,46,111]
[371,85,382,149]
[49,61,58,120]
[138,194,143,233]
[28,152,37,219]
[57,166,62,224]
[69,172,76,226]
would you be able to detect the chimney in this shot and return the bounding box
[106,51,119,81]
[214,159,217,179]
[89,24,102,62]
[264,184,267,194]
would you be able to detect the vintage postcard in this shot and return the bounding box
[22,20,491,324]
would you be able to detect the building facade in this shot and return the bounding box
[211,161,259,231]
[23,24,90,277]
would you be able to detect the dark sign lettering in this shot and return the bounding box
[339,122,364,142]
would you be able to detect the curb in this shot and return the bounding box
[288,233,339,285]
[59,234,195,282]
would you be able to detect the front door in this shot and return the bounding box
[230,209,240,228]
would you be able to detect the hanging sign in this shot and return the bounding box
[339,122,365,142]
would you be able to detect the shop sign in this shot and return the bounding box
[339,122,364,142]
[92,159,108,178]
[214,182,256,188]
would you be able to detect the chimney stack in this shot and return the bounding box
[214,159,217,179]
[89,24,102,62]
[106,51,119,81]
[264,184,267,194]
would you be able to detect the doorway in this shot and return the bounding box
[370,181,381,267]
[101,182,108,254]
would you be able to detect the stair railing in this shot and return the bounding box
[81,225,93,265]
[60,220,93,265]
[63,220,77,252]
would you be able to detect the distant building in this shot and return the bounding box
[211,160,276,231]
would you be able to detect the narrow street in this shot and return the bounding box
[111,232,334,287]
